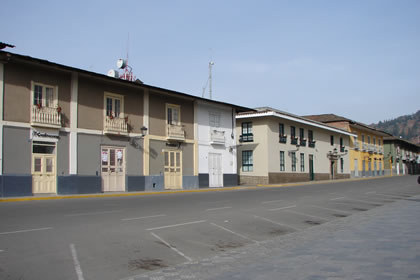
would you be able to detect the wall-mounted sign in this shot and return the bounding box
[30,128,60,142]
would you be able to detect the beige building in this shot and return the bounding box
[236,108,357,185]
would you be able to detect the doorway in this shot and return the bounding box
[309,155,314,181]
[209,153,223,187]
[164,150,182,189]
[32,142,57,194]
[101,147,126,192]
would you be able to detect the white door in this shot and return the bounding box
[164,150,182,189]
[354,159,359,177]
[209,153,223,187]
[32,154,56,194]
[101,147,125,192]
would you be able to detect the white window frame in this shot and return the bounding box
[31,81,58,108]
[166,103,181,125]
[104,92,124,118]
[209,111,221,128]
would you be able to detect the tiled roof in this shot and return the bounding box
[303,114,351,123]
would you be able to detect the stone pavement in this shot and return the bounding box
[122,194,420,280]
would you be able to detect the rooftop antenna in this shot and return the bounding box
[201,49,215,99]
[209,61,214,100]
[107,33,137,82]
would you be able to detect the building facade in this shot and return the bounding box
[236,108,356,185]
[304,114,390,178]
[0,51,247,197]
[383,137,420,175]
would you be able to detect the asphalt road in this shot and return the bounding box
[0,176,419,280]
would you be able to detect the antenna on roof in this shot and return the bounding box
[107,34,139,82]
[201,60,215,99]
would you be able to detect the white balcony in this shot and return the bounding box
[210,129,225,145]
[362,143,368,151]
[167,124,185,141]
[31,105,62,128]
[353,142,360,150]
[104,117,128,135]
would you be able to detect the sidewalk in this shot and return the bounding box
[0,175,397,202]
[125,194,420,280]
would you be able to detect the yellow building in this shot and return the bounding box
[304,114,390,177]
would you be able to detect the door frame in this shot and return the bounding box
[163,149,183,189]
[101,146,126,192]
[209,152,223,187]
[31,141,57,194]
[308,154,314,181]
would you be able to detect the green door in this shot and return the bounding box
[309,155,314,181]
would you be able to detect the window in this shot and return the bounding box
[330,135,334,146]
[367,135,371,144]
[242,150,253,172]
[209,112,220,128]
[340,137,345,152]
[340,158,344,173]
[378,139,381,146]
[300,153,305,172]
[291,152,296,172]
[105,93,124,118]
[299,128,306,146]
[291,126,297,145]
[361,135,365,143]
[32,83,57,108]
[279,124,286,143]
[373,137,376,145]
[280,151,285,171]
[241,122,253,142]
[167,104,180,125]
[308,130,315,148]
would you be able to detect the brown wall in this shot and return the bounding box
[4,63,71,126]
[239,175,269,185]
[78,77,143,132]
[268,172,345,184]
[149,91,194,139]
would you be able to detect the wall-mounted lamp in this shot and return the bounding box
[140,126,148,137]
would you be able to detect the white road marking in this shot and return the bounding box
[365,191,376,194]
[268,205,296,211]
[0,250,3,252]
[371,193,403,198]
[150,232,192,262]
[146,220,207,231]
[330,197,345,201]
[262,199,284,204]
[70,243,85,280]
[283,209,329,221]
[210,222,258,243]
[253,215,300,231]
[0,227,53,235]
[65,210,122,217]
[206,206,232,211]
[122,214,166,221]
[308,205,352,214]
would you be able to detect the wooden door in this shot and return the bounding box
[32,154,56,194]
[164,150,182,189]
[101,147,125,192]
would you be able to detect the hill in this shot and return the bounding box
[371,110,420,144]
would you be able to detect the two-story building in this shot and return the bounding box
[236,108,356,185]
[0,51,248,197]
[304,114,390,178]
[383,136,420,175]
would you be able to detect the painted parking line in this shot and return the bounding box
[65,210,122,217]
[283,210,329,221]
[206,206,232,211]
[365,191,376,194]
[121,214,166,221]
[330,197,346,201]
[150,232,192,262]
[268,205,296,211]
[210,222,258,243]
[0,227,53,235]
[308,205,352,214]
[146,220,207,231]
[253,215,300,231]
[261,199,284,204]
[70,243,85,280]
[339,198,382,205]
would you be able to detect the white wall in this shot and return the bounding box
[197,101,237,174]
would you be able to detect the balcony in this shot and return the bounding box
[279,135,287,144]
[31,105,62,128]
[340,146,345,153]
[167,124,185,141]
[239,133,253,143]
[308,140,316,148]
[377,146,383,154]
[210,129,225,145]
[353,142,360,150]
[104,116,128,135]
[291,137,298,145]
[299,138,307,147]
[362,143,368,151]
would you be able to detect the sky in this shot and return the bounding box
[1,0,419,124]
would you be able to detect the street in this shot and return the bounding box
[1,176,419,280]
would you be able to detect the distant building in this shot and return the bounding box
[304,114,390,178]
[383,136,420,175]
[236,108,356,185]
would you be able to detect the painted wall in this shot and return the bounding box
[3,126,31,174]
[149,91,194,139]
[3,63,71,126]
[78,77,144,133]
[77,134,143,176]
[197,101,237,175]
[57,132,69,176]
